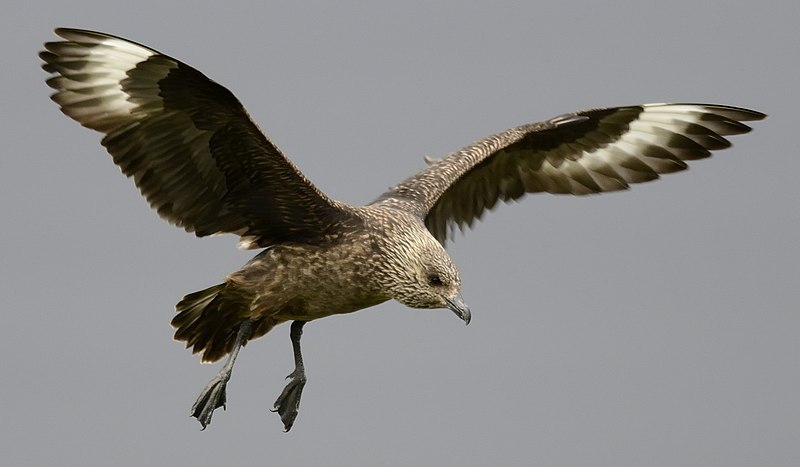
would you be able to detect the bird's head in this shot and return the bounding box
[377,219,471,325]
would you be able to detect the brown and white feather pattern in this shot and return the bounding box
[39,29,765,430]
[41,29,765,251]
[40,28,354,249]
[372,104,765,243]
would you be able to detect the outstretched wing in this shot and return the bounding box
[41,28,352,249]
[372,104,765,243]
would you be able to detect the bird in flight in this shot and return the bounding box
[40,28,765,431]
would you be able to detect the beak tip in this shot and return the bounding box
[446,293,471,326]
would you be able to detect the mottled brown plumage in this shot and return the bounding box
[40,28,765,431]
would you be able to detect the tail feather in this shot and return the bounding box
[172,282,277,363]
[173,287,221,342]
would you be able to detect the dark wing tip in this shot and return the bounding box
[38,51,57,73]
[692,103,767,121]
[53,27,105,41]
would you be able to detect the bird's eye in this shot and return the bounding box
[428,274,443,286]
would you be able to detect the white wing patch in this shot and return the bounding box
[537,104,748,195]
[44,30,156,132]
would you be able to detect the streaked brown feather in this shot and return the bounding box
[41,28,355,248]
[372,105,765,244]
[41,28,766,360]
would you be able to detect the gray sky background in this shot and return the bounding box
[2,1,797,465]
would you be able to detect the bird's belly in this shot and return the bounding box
[236,241,389,322]
[271,292,389,321]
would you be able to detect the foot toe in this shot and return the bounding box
[191,378,228,429]
[271,375,306,431]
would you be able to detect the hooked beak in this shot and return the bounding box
[445,292,471,325]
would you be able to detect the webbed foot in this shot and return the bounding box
[271,368,306,432]
[191,373,229,429]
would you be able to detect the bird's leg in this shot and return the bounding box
[271,320,308,432]
[191,319,254,430]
